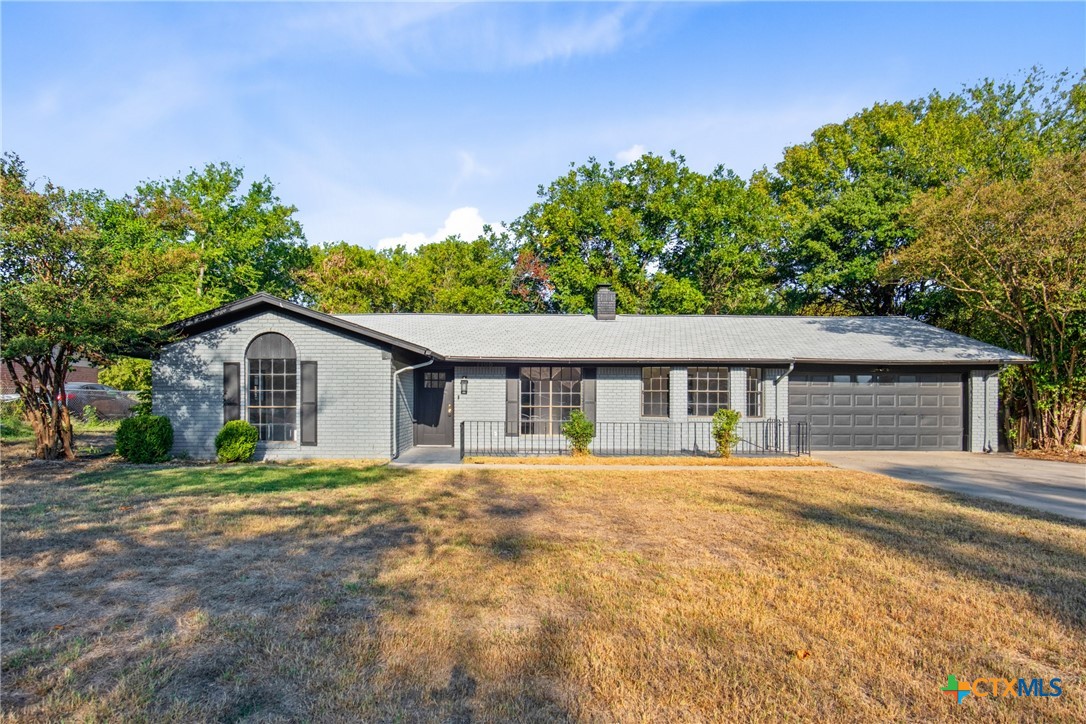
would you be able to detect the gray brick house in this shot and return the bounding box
[152,288,1029,460]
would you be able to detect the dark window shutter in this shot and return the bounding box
[300,361,317,446]
[505,366,520,436]
[223,363,240,422]
[582,367,597,423]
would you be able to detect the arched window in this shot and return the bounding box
[246,333,297,442]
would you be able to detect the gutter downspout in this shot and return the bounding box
[391,358,434,459]
[774,362,795,422]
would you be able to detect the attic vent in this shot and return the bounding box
[594,285,616,321]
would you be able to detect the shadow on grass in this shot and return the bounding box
[75,461,411,497]
[730,484,1086,632]
[1,462,575,721]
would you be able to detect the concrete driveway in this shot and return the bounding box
[815,451,1086,521]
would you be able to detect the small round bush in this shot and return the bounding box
[562,410,595,456]
[116,415,173,463]
[215,420,259,463]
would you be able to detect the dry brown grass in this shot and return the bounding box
[1016,448,1086,464]
[464,455,828,467]
[2,459,1084,722]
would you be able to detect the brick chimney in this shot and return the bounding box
[594,285,617,320]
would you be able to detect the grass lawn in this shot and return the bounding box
[1,459,1084,721]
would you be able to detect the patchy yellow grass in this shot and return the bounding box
[464,455,829,467]
[1,460,1083,721]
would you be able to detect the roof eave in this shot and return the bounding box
[163,293,445,360]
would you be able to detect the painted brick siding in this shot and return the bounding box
[452,365,507,449]
[153,310,393,460]
[596,367,641,422]
[393,361,415,456]
[452,364,792,454]
[968,369,999,453]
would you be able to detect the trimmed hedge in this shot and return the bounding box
[116,415,173,463]
[215,420,259,463]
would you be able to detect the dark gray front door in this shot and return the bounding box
[414,368,454,446]
[789,372,964,450]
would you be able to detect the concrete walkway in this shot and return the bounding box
[815,451,1086,521]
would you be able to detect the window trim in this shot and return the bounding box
[686,366,730,418]
[245,333,298,444]
[641,366,670,418]
[519,366,583,436]
[746,367,764,418]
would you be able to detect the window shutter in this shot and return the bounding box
[582,368,597,423]
[223,363,240,423]
[505,367,520,436]
[300,361,317,446]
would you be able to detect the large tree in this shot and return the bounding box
[511,153,777,314]
[0,155,192,459]
[771,69,1085,320]
[299,231,529,314]
[94,163,312,317]
[890,151,1086,449]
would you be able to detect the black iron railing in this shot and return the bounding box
[460,419,810,459]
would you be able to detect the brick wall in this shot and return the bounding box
[453,363,794,454]
[153,310,393,460]
[968,369,1000,453]
[2,362,98,393]
[392,359,415,457]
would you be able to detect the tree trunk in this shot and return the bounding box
[26,405,74,460]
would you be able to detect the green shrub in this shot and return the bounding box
[711,408,742,457]
[115,415,173,463]
[0,399,32,441]
[215,420,259,463]
[82,404,101,425]
[562,410,595,456]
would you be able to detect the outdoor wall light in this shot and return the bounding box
[461,376,469,395]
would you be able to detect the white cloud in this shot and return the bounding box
[615,144,647,164]
[278,4,660,72]
[452,151,491,191]
[376,207,491,252]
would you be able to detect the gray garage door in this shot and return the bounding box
[789,372,964,450]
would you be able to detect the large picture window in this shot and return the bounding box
[747,368,763,418]
[246,333,297,442]
[520,366,582,435]
[641,367,670,417]
[687,366,729,417]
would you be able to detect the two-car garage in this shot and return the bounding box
[789,370,965,451]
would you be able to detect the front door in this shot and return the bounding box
[414,368,454,446]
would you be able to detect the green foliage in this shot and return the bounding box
[1,154,189,460]
[215,420,259,463]
[91,162,311,318]
[300,232,532,313]
[115,415,173,463]
[561,410,595,456]
[771,68,1085,321]
[511,152,778,314]
[81,405,101,426]
[99,357,151,393]
[893,151,1086,449]
[0,399,32,441]
[100,357,153,415]
[711,408,742,458]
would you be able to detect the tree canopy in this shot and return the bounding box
[5,67,1083,455]
[0,154,192,458]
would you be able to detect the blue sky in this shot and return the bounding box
[4,2,1084,249]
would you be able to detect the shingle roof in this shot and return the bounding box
[338,313,1029,365]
